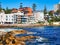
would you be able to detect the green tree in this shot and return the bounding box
[44,5,47,15]
[32,3,36,11]
[54,16,60,22]
[0,7,2,12]
[0,2,2,12]
[56,10,60,14]
[5,7,12,14]
[48,11,54,22]
[49,11,53,16]
[20,3,23,8]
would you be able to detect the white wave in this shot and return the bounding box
[0,28,23,32]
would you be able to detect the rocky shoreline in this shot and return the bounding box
[0,30,40,45]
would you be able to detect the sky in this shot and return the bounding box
[0,0,60,11]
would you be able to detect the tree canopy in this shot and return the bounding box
[32,3,36,11]
[44,5,47,15]
[5,7,12,14]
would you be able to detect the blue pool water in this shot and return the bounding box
[0,26,60,45]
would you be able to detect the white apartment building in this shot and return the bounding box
[54,2,60,12]
[28,16,36,24]
[0,13,14,24]
[0,10,25,24]
[0,10,45,24]
[0,10,29,24]
[33,11,45,22]
[13,11,28,24]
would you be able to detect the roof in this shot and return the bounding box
[12,7,33,16]
[12,8,18,13]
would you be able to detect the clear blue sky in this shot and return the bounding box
[0,0,59,11]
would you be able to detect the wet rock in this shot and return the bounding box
[0,30,38,45]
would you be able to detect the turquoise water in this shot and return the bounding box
[0,26,60,45]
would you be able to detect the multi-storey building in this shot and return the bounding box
[33,11,45,22]
[0,7,45,24]
[13,11,28,24]
[0,10,28,24]
[0,11,14,24]
[12,7,33,24]
[54,2,60,12]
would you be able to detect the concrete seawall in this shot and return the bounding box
[0,24,44,28]
[0,24,60,28]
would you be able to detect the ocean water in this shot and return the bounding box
[0,26,60,45]
[22,26,60,45]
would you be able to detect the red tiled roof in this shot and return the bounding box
[50,10,54,14]
[19,7,33,16]
[12,8,18,13]
[12,7,33,16]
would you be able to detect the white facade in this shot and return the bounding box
[13,11,28,24]
[54,2,60,12]
[33,11,45,22]
[13,11,24,15]
[0,10,45,24]
[0,11,29,24]
[0,13,14,24]
[28,16,36,24]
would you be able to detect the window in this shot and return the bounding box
[1,15,2,17]
[6,19,8,21]
[12,16,13,17]
[6,16,8,18]
[9,16,10,17]
[12,19,13,21]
